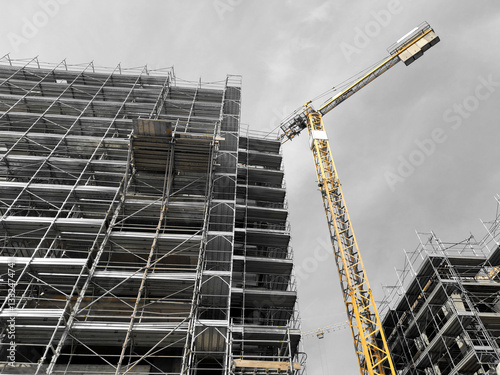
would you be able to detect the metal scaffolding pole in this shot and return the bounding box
[0,60,303,375]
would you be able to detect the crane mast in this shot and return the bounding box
[280,22,440,375]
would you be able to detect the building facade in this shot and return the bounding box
[381,197,500,375]
[0,57,304,375]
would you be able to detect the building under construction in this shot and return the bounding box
[381,197,500,375]
[0,57,304,375]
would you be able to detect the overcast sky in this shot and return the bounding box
[1,1,500,374]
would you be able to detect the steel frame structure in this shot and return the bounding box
[381,196,500,374]
[0,56,304,375]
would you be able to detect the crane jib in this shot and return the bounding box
[318,55,400,117]
[278,23,439,143]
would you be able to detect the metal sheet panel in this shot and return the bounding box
[133,118,173,137]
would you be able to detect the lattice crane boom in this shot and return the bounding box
[280,22,440,375]
[280,22,439,143]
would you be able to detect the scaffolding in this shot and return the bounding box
[380,196,500,375]
[0,56,304,375]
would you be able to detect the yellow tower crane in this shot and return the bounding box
[279,22,440,375]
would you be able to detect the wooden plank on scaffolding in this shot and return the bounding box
[233,359,301,370]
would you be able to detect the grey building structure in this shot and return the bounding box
[0,57,304,375]
[381,197,500,375]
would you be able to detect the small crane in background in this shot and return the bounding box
[302,321,350,339]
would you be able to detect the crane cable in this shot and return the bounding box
[268,56,390,138]
[313,55,389,105]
